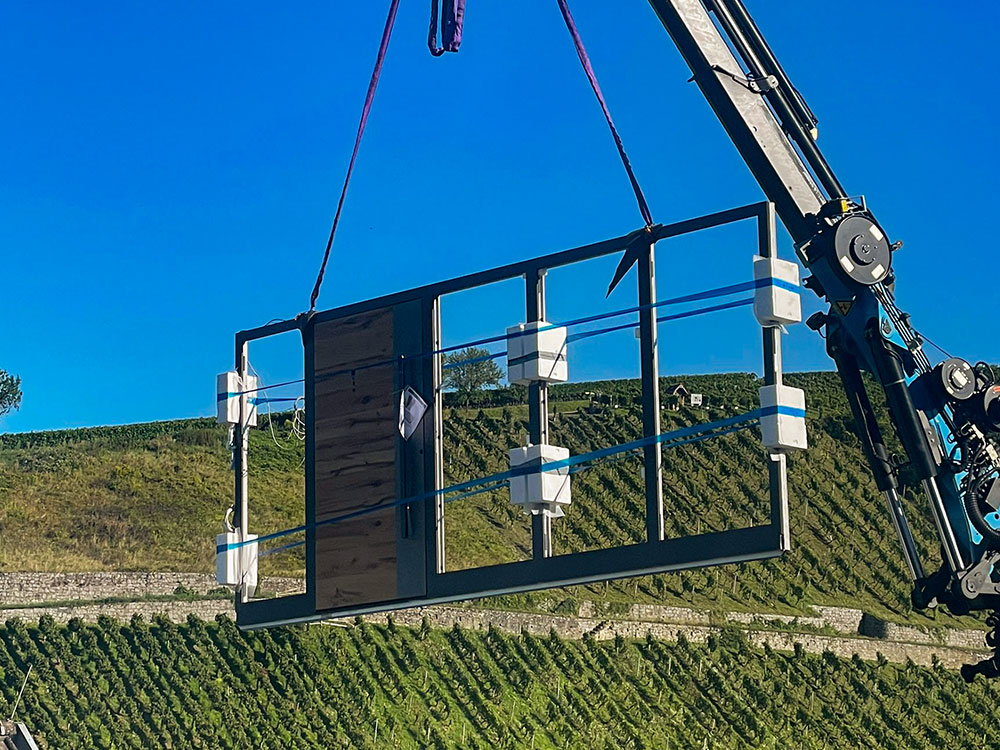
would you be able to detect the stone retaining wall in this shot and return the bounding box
[0,598,987,671]
[627,604,710,625]
[0,599,233,625]
[0,572,301,605]
[0,572,991,672]
[350,605,991,671]
[723,605,864,634]
[859,612,987,650]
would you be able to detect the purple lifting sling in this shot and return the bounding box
[428,0,466,56]
[310,0,651,308]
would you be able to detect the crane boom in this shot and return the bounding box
[648,0,1000,680]
[648,0,825,241]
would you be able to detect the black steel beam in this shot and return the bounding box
[234,203,774,347]
[237,525,782,629]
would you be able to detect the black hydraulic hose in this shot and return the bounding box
[725,0,817,134]
[830,341,898,492]
[713,0,847,200]
[964,483,1000,548]
[961,443,1000,547]
[704,0,768,77]
[989,397,1000,428]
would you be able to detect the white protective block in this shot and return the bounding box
[506,321,568,385]
[216,371,258,426]
[216,532,258,591]
[753,255,802,327]
[509,443,572,517]
[759,384,808,452]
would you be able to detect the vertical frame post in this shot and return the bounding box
[303,320,316,603]
[431,297,447,574]
[526,266,553,559]
[234,338,251,603]
[758,203,791,551]
[638,244,664,542]
[395,301,430,598]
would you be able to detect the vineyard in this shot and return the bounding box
[441,371,948,626]
[1,614,998,749]
[2,371,999,748]
[0,371,970,625]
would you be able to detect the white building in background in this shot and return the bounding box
[663,383,705,411]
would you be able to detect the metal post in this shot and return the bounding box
[882,488,924,581]
[8,664,31,722]
[527,267,553,559]
[432,298,446,574]
[638,244,664,543]
[758,204,791,551]
[924,478,965,573]
[303,321,316,602]
[762,323,790,551]
[235,340,251,603]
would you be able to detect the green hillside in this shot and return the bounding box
[2,374,998,749]
[2,614,998,750]
[0,372,963,625]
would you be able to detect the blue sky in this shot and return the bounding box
[1,1,998,432]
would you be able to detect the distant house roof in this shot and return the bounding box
[663,383,690,397]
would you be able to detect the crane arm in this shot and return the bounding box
[648,0,826,241]
[647,0,1000,679]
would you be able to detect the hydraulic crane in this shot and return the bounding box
[644,0,1000,679]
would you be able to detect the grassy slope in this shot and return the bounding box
[2,615,1000,750]
[0,420,303,573]
[0,372,965,625]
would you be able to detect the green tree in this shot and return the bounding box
[442,347,503,405]
[0,369,21,418]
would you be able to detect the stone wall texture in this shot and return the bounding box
[348,605,990,671]
[0,572,991,672]
[0,572,220,605]
[1,600,233,625]
[0,572,301,605]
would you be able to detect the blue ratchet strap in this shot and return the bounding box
[567,298,754,343]
[433,276,797,358]
[443,280,795,369]
[219,407,798,554]
[228,277,798,397]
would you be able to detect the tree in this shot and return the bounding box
[442,347,503,405]
[0,369,21,418]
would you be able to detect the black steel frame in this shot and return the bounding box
[234,200,791,629]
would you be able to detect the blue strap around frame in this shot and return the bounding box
[218,406,805,554]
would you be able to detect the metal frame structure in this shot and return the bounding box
[233,200,791,629]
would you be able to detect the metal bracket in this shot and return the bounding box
[707,64,778,94]
[960,550,1000,599]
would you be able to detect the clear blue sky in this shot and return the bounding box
[2,1,998,432]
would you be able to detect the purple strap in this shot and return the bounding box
[428,0,465,56]
[309,0,401,312]
[555,0,654,228]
